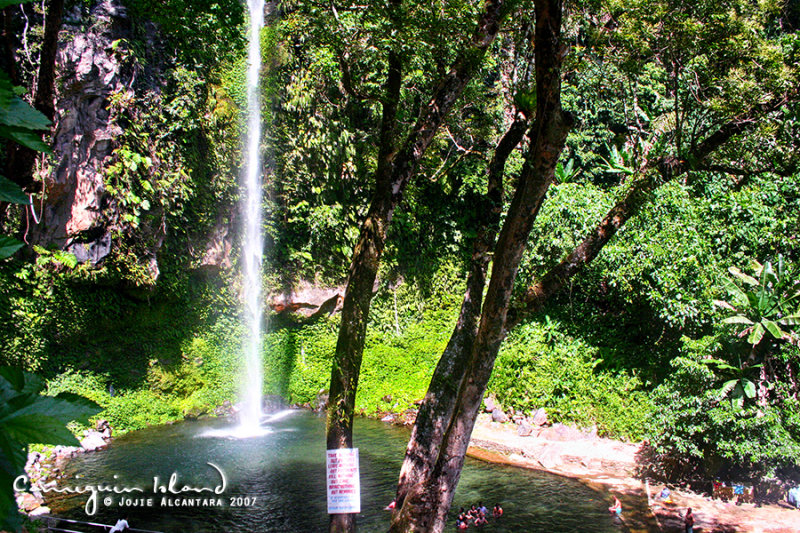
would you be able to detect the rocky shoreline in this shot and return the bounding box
[17,419,114,518]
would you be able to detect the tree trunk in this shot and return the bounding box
[388,19,797,533]
[326,2,512,531]
[508,170,663,327]
[392,114,527,518]
[389,2,572,531]
[34,0,64,121]
[4,0,63,192]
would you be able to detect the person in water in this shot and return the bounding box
[684,508,694,533]
[492,503,503,518]
[608,495,622,515]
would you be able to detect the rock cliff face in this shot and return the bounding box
[30,0,132,263]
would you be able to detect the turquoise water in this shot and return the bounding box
[46,411,621,532]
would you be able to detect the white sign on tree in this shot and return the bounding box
[326,448,361,514]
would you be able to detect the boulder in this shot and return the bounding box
[491,409,509,423]
[214,400,235,417]
[538,446,563,469]
[532,407,548,426]
[96,419,113,439]
[29,0,149,268]
[483,395,497,413]
[517,421,534,437]
[539,423,583,442]
[400,409,418,425]
[183,406,207,420]
[199,219,233,271]
[28,506,51,518]
[80,431,107,451]
[17,493,41,512]
[26,452,42,471]
[582,425,599,439]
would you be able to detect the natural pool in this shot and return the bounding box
[46,411,621,532]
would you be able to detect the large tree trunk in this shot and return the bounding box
[389,2,572,531]
[326,2,512,532]
[388,18,797,533]
[392,114,527,516]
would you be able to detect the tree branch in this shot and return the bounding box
[509,93,797,328]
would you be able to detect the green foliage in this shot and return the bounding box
[45,370,111,409]
[0,237,23,261]
[124,0,245,73]
[0,176,30,205]
[716,256,800,347]
[270,1,512,282]
[0,0,798,499]
[0,67,50,260]
[0,0,33,10]
[103,389,181,433]
[274,266,462,412]
[0,69,50,153]
[0,367,100,531]
[646,336,800,482]
[489,321,653,440]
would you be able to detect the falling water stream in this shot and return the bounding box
[240,0,266,433]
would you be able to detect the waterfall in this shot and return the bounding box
[240,0,266,432]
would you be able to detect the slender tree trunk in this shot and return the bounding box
[326,2,513,531]
[508,170,664,326]
[389,2,572,531]
[34,0,63,121]
[1,7,19,84]
[392,114,527,516]
[327,20,402,533]
[4,0,62,192]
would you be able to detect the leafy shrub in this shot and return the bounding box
[489,321,653,440]
[278,271,459,414]
[46,370,112,409]
[646,335,800,482]
[103,389,181,433]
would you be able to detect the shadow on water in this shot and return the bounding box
[47,411,622,532]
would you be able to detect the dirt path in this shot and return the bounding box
[467,414,800,532]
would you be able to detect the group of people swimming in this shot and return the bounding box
[455,502,503,529]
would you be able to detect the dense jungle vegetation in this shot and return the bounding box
[0,0,799,508]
